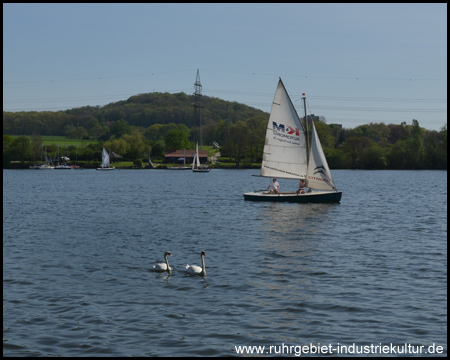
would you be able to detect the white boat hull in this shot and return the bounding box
[29,164,54,170]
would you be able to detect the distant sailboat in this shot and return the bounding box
[243,78,342,203]
[192,142,210,172]
[54,145,72,169]
[146,152,154,169]
[96,148,115,170]
[29,146,54,169]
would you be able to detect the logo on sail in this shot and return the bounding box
[310,165,330,183]
[272,122,300,136]
[313,165,326,175]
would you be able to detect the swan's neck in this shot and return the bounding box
[201,255,206,275]
[165,255,170,272]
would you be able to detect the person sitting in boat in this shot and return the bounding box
[267,178,280,194]
[296,179,306,195]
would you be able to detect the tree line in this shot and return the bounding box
[2,92,447,170]
[3,92,266,139]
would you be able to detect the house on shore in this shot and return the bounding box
[165,149,208,164]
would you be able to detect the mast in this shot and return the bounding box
[193,69,203,148]
[302,95,309,165]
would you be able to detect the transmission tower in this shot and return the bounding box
[192,69,204,147]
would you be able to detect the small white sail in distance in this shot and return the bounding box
[196,143,200,169]
[192,142,201,169]
[102,148,110,167]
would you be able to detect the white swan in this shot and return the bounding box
[186,251,206,276]
[153,251,172,272]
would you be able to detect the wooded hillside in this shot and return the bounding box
[2,91,447,170]
[3,92,268,137]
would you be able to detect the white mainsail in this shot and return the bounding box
[260,79,308,179]
[192,143,200,169]
[102,148,110,167]
[148,152,154,167]
[196,143,200,169]
[306,121,337,191]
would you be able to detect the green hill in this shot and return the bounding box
[3,92,268,136]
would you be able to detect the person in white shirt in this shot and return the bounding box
[267,178,280,194]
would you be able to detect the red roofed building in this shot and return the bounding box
[165,149,208,164]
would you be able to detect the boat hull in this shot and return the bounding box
[96,167,115,170]
[243,191,342,203]
[29,164,54,170]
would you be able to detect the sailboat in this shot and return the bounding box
[192,142,210,172]
[96,148,115,170]
[243,79,342,203]
[29,146,54,169]
[145,151,154,169]
[54,146,72,169]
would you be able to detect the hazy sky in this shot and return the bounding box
[3,3,447,130]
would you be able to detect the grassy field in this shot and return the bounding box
[10,135,97,148]
[10,136,219,152]
[8,136,234,167]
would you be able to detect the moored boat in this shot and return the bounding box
[192,142,210,172]
[96,148,115,170]
[29,164,54,170]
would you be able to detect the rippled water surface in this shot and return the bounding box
[3,169,447,356]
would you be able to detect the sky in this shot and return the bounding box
[3,3,447,131]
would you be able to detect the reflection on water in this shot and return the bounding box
[260,202,337,238]
[248,203,341,333]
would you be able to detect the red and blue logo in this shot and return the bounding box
[272,122,300,136]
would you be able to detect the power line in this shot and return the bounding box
[3,83,446,115]
[206,89,446,102]
[302,105,446,113]
[4,89,446,105]
[3,89,192,105]
[201,69,445,82]
[3,69,197,84]
[293,96,446,103]
[4,68,446,85]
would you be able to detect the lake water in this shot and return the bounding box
[3,169,447,356]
